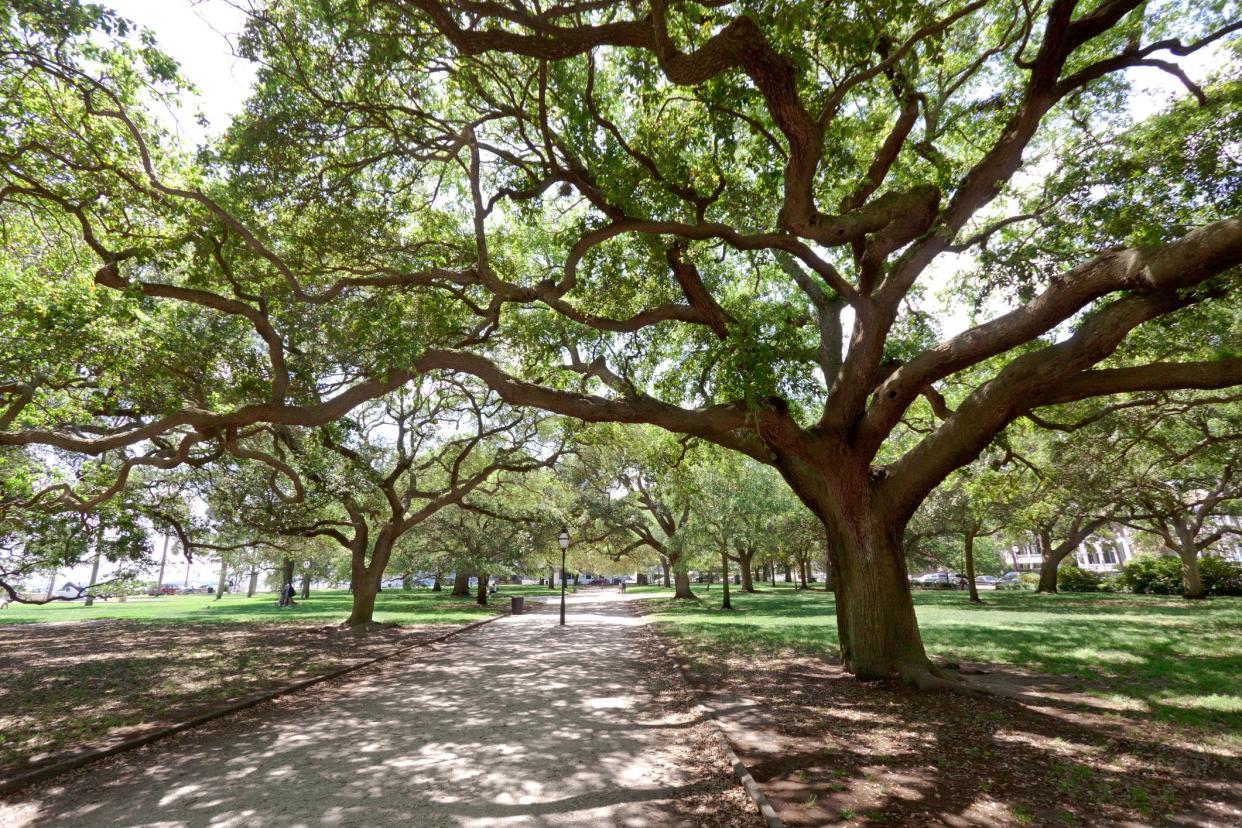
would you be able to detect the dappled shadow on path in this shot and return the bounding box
[1,592,756,827]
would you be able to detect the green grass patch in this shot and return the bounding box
[0,586,552,626]
[643,586,1242,731]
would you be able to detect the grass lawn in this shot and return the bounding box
[0,586,553,780]
[0,584,554,626]
[642,584,1242,732]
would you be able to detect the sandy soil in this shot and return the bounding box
[0,592,761,827]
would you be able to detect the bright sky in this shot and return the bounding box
[106,0,255,146]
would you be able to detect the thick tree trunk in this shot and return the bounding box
[661,559,671,588]
[964,531,981,603]
[1036,561,1059,593]
[432,572,442,592]
[477,573,489,606]
[346,532,396,627]
[1178,546,1206,599]
[452,570,471,597]
[402,573,413,590]
[246,569,258,597]
[1036,531,1062,593]
[784,564,793,583]
[215,558,228,600]
[281,556,295,592]
[300,572,311,599]
[347,582,378,626]
[734,545,756,592]
[720,552,732,609]
[673,568,695,600]
[797,559,808,589]
[827,515,934,682]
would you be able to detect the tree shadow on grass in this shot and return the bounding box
[683,652,1242,827]
[651,591,1242,732]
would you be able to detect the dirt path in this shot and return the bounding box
[0,591,760,827]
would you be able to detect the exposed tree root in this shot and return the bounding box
[338,620,387,633]
[896,662,989,695]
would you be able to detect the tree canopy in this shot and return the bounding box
[2,0,1241,682]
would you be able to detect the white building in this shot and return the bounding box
[1007,520,1242,574]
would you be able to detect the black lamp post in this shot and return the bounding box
[558,528,570,626]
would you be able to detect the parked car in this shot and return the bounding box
[974,575,999,586]
[916,572,967,590]
[996,571,1026,590]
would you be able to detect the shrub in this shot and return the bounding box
[1058,565,1101,592]
[1199,556,1242,596]
[1118,554,1242,596]
[1119,555,1183,594]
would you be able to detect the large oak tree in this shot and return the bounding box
[3,1,1242,684]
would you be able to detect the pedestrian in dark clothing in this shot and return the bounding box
[279,581,296,607]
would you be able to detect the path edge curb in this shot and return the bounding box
[0,610,509,799]
[635,605,784,828]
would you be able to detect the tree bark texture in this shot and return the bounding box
[673,568,695,599]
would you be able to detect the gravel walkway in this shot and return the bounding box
[0,591,760,827]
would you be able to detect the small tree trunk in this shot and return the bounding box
[798,560,808,590]
[477,573,489,606]
[300,572,311,599]
[402,572,413,590]
[784,564,793,583]
[452,571,471,597]
[661,559,671,587]
[720,552,732,609]
[155,534,170,593]
[673,568,695,600]
[432,572,442,592]
[84,525,104,607]
[215,557,228,600]
[281,557,295,592]
[246,569,258,597]
[964,531,981,604]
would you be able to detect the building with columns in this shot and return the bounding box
[1006,519,1242,574]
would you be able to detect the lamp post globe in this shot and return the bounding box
[558,529,570,626]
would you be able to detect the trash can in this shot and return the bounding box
[510,595,525,615]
